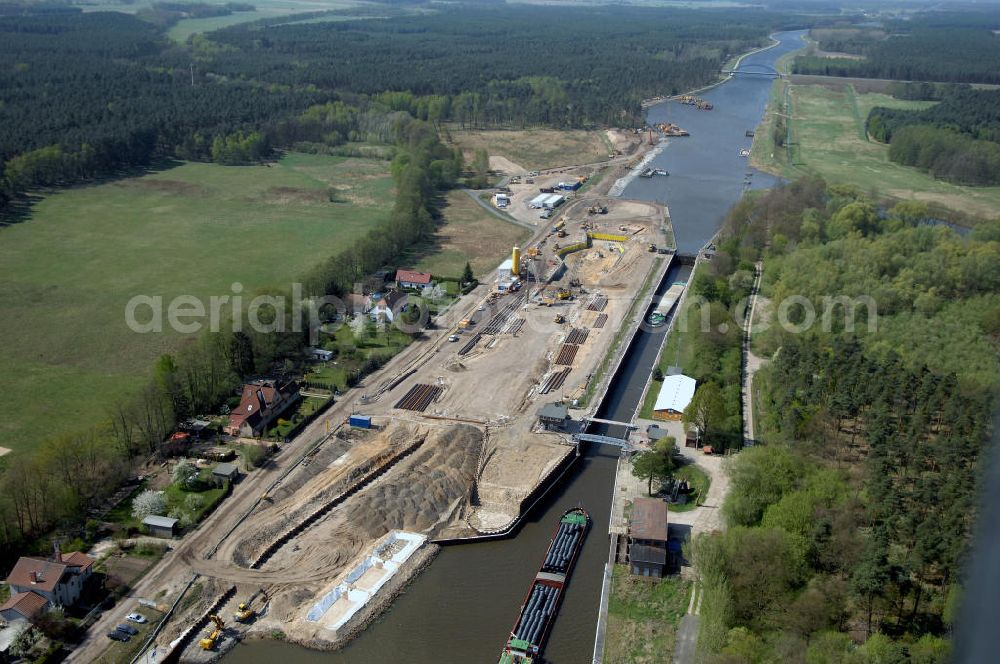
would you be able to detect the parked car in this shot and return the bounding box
[448,335,460,342]
[126,613,147,624]
[117,624,139,636]
[107,631,130,642]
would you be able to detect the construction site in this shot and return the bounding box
[75,138,671,664]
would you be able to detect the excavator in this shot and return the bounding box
[234,590,267,623]
[199,615,225,650]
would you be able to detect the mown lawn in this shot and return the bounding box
[266,395,330,439]
[0,153,394,453]
[604,565,691,664]
[304,324,414,393]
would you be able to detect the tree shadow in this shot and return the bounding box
[0,158,187,227]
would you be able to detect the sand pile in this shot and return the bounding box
[336,424,483,535]
[227,426,414,567]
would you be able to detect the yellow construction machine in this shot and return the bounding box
[199,615,225,650]
[554,314,566,324]
[556,289,572,300]
[234,590,267,622]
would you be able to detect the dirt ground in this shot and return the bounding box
[356,196,665,531]
[446,127,612,171]
[72,133,671,664]
[165,422,483,656]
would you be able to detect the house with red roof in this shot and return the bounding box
[225,379,300,438]
[2,549,95,618]
[395,269,433,290]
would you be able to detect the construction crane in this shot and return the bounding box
[199,615,225,650]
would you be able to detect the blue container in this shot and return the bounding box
[349,415,372,429]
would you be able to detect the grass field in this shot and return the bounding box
[603,565,691,664]
[753,82,1000,220]
[0,153,394,453]
[409,191,530,278]
[160,0,365,42]
[444,127,611,171]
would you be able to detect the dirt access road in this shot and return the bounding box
[68,281,508,663]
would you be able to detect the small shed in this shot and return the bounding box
[309,347,334,362]
[212,462,239,485]
[629,544,667,578]
[538,403,569,431]
[647,427,670,443]
[143,515,179,538]
[630,497,668,546]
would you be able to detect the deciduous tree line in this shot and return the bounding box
[0,114,460,567]
[866,89,1000,186]
[688,179,1000,662]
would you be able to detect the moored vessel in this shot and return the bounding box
[498,508,591,664]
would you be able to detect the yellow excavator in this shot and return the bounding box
[199,615,225,650]
[234,590,267,623]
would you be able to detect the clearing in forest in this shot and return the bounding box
[0,153,394,452]
[445,127,611,171]
[754,83,1000,220]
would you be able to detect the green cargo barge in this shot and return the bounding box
[498,508,591,664]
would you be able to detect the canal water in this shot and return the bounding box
[624,30,807,255]
[230,29,805,664]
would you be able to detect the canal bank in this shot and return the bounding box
[623,30,807,255]
[228,30,807,664]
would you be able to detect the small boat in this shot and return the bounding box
[652,168,669,177]
[739,149,750,157]
[639,168,654,178]
[498,508,590,664]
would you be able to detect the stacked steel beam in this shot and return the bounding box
[394,384,443,411]
[554,344,579,365]
[587,295,608,312]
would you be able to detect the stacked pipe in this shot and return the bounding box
[542,521,583,573]
[514,584,558,646]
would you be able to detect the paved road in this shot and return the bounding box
[674,615,699,664]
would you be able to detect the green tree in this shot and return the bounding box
[632,450,672,496]
[683,381,726,444]
[462,261,474,285]
[851,528,891,637]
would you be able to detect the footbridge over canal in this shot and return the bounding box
[721,63,782,78]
